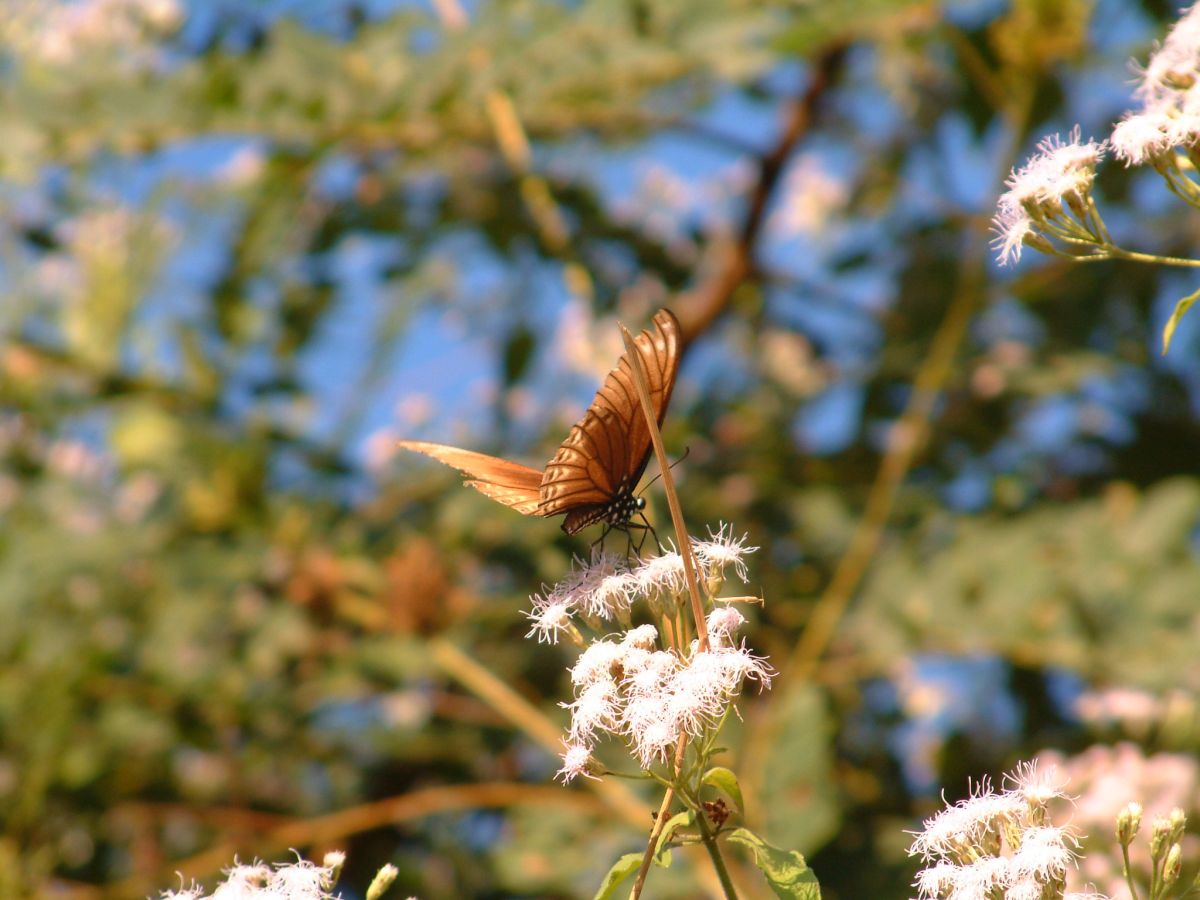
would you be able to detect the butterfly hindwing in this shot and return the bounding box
[395,441,545,515]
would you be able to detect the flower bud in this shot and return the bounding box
[1024,232,1056,256]
[1116,802,1142,846]
[366,863,399,900]
[1151,814,1172,860]
[1164,843,1183,885]
[1168,807,1187,843]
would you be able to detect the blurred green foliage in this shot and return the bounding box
[2,0,1200,898]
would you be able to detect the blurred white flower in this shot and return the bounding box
[994,129,1106,265]
[215,146,267,188]
[770,155,848,237]
[632,548,687,597]
[909,761,1081,899]
[525,599,574,644]
[1110,110,1180,165]
[6,0,182,69]
[157,852,345,899]
[1135,3,1200,110]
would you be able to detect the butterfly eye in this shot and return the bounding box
[635,497,646,510]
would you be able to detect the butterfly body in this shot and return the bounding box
[398,309,680,535]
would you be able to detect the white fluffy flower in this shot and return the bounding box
[1001,130,1105,212]
[525,599,574,644]
[1136,3,1200,109]
[1110,110,1180,164]
[706,607,746,647]
[565,679,621,744]
[158,854,344,899]
[909,762,1080,900]
[692,523,757,582]
[622,623,660,649]
[993,129,1105,265]
[557,743,595,783]
[570,640,625,688]
[632,549,687,597]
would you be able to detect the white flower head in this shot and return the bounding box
[706,607,746,647]
[550,551,627,607]
[627,711,679,767]
[1009,824,1077,881]
[692,523,757,583]
[993,128,1105,265]
[585,570,639,619]
[1137,4,1200,108]
[525,599,574,644]
[1110,110,1179,164]
[633,548,687,597]
[565,678,621,743]
[909,762,1081,900]
[1003,129,1106,213]
[622,623,660,650]
[1006,759,1070,810]
[557,742,596,783]
[622,649,679,697]
[570,639,625,688]
[159,854,346,899]
[992,195,1039,265]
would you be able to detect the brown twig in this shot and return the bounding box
[629,741,688,900]
[429,638,649,827]
[674,45,848,347]
[618,323,708,652]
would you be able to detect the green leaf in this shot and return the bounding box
[726,827,821,900]
[1162,284,1200,353]
[656,810,695,856]
[592,818,686,900]
[702,766,745,815]
[592,852,642,900]
[759,684,840,852]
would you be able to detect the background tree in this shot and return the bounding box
[1,0,1198,897]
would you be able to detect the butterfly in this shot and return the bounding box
[397,308,681,535]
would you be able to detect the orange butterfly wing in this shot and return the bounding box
[394,441,545,515]
[539,309,681,531]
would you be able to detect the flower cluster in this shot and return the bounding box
[1111,4,1200,165]
[525,523,757,644]
[158,852,404,900]
[909,762,1104,900]
[994,130,1106,265]
[559,608,772,779]
[992,4,1200,349]
[523,525,773,783]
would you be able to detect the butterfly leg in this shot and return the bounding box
[635,512,660,553]
[591,523,615,555]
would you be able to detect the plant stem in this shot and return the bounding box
[1122,841,1142,900]
[618,322,709,652]
[1105,246,1200,267]
[695,805,739,899]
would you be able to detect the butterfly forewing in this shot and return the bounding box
[394,441,544,514]
[538,309,681,518]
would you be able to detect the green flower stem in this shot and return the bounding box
[1104,246,1200,267]
[1084,195,1113,244]
[695,804,739,899]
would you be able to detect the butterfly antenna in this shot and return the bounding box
[639,445,691,495]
